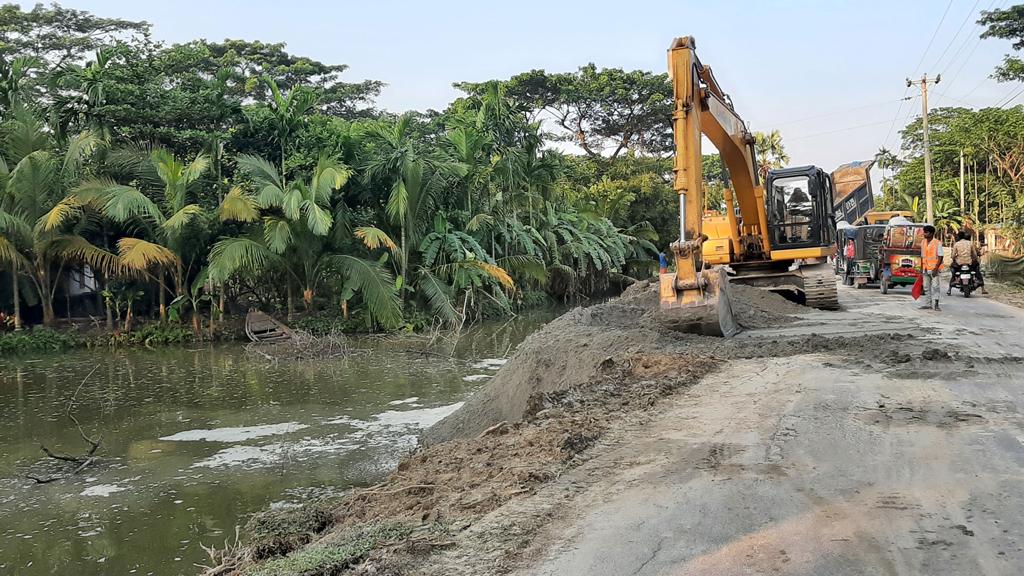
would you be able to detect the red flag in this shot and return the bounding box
[911,274,924,300]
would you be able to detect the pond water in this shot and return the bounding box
[0,309,562,575]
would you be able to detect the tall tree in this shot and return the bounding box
[457,65,673,158]
[754,130,790,181]
[980,5,1024,82]
[0,3,148,68]
[261,76,317,181]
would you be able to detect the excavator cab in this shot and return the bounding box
[765,166,836,252]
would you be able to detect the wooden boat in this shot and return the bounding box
[245,310,293,343]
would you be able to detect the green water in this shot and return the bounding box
[0,310,561,575]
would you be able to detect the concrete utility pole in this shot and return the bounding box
[907,74,940,224]
[959,148,965,216]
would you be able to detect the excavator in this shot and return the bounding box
[659,37,839,337]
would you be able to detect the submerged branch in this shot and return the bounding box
[26,366,103,485]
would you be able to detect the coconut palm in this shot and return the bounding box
[0,108,116,326]
[874,147,900,205]
[754,130,790,182]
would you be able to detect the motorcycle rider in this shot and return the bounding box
[948,230,988,295]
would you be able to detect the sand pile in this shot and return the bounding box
[423,280,804,445]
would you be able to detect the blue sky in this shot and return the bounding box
[62,0,1020,178]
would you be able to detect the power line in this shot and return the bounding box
[996,84,1024,107]
[932,0,1005,105]
[914,0,957,75]
[931,90,974,106]
[884,90,924,150]
[788,118,897,142]
[958,75,992,101]
[773,97,911,127]
[930,0,984,73]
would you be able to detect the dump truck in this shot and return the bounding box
[832,160,875,225]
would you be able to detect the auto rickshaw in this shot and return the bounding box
[879,222,926,294]
[839,225,886,288]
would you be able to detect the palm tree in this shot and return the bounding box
[754,130,790,182]
[0,108,116,327]
[363,114,452,292]
[416,212,515,326]
[445,125,492,214]
[874,147,900,205]
[0,55,39,110]
[262,76,318,182]
[80,149,211,319]
[210,153,402,327]
[51,49,114,139]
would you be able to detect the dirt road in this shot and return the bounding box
[509,286,1024,576]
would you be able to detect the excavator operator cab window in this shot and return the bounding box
[767,172,827,249]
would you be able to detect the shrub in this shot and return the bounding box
[293,310,368,336]
[0,328,84,354]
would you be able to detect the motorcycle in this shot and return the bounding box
[950,263,978,297]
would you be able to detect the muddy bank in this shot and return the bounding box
[201,282,918,576]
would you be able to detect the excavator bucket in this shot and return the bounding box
[658,266,739,337]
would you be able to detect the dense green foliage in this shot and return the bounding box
[0,326,82,352]
[0,3,683,336]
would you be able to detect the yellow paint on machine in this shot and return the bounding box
[769,247,833,260]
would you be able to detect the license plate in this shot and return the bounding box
[961,274,972,279]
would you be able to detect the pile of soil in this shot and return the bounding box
[422,280,807,446]
[727,283,807,328]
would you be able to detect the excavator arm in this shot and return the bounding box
[659,36,764,337]
[667,36,767,260]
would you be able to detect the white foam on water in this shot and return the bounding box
[462,374,492,382]
[387,397,420,406]
[325,402,464,431]
[159,422,309,442]
[190,445,272,468]
[191,402,465,469]
[373,403,464,428]
[470,358,507,370]
[191,436,361,469]
[81,484,127,497]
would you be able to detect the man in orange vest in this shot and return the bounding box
[920,225,944,311]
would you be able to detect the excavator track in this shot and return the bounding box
[801,263,840,310]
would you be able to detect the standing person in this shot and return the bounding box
[920,225,944,311]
